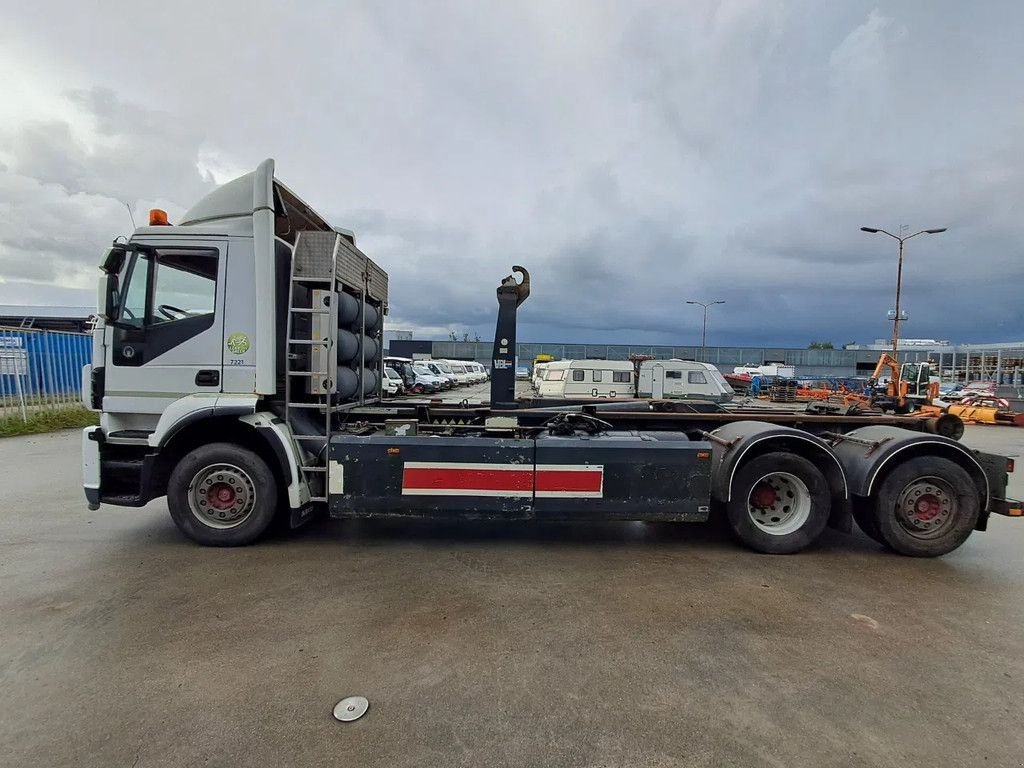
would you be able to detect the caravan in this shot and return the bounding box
[532,361,552,391]
[536,360,635,399]
[638,360,733,402]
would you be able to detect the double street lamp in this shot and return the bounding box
[859,226,946,358]
[686,300,725,362]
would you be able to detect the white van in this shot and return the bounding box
[638,360,733,402]
[423,360,457,388]
[443,361,474,385]
[460,361,485,383]
[733,363,796,379]
[536,360,635,399]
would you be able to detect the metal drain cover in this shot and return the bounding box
[333,696,369,722]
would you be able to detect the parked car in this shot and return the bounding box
[412,364,446,393]
[945,381,997,402]
[383,366,404,396]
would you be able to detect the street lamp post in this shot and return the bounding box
[686,300,725,362]
[859,227,946,359]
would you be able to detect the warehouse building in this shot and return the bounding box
[389,339,1024,383]
[0,305,94,333]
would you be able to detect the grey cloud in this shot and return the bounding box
[2,1,1023,346]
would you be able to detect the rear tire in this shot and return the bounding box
[726,453,831,554]
[167,442,278,546]
[871,456,979,557]
[851,497,887,546]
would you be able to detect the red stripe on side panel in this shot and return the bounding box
[403,467,533,492]
[535,469,603,493]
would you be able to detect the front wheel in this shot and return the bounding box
[871,456,980,557]
[726,453,831,554]
[167,442,278,546]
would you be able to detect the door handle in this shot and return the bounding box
[195,369,220,386]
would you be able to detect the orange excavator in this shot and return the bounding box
[867,353,939,413]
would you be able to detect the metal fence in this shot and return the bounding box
[1,327,92,420]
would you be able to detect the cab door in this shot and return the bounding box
[103,241,227,416]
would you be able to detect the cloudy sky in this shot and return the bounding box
[1,0,1021,346]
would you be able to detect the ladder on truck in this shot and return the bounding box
[284,231,342,504]
[283,230,389,503]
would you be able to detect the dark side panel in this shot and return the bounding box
[328,431,713,522]
[330,435,535,518]
[533,434,712,521]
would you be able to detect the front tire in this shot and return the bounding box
[726,453,831,554]
[167,442,278,546]
[871,456,979,557]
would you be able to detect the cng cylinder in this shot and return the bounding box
[355,303,382,334]
[359,368,379,395]
[334,366,359,399]
[336,291,359,326]
[358,335,379,364]
[336,329,358,363]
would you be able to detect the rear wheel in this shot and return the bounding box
[871,456,979,557]
[851,497,887,546]
[167,442,278,546]
[726,453,831,554]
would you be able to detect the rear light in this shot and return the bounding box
[1008,458,1016,473]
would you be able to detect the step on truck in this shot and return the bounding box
[81,160,1023,555]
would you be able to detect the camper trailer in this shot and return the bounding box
[536,360,635,399]
[532,361,552,391]
[638,360,733,402]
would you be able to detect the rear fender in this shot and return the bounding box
[708,421,849,503]
[828,426,989,505]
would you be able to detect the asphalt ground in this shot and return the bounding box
[2,420,1023,767]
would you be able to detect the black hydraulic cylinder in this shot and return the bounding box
[490,266,530,408]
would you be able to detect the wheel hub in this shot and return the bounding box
[750,483,778,509]
[896,477,956,539]
[746,471,812,536]
[913,493,941,522]
[207,482,238,510]
[187,463,256,529]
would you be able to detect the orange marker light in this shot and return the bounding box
[387,447,400,455]
[1008,508,1023,517]
[1008,458,1015,473]
[149,208,170,226]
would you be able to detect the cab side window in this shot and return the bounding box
[150,251,216,322]
[116,248,217,326]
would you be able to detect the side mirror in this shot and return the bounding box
[101,244,128,275]
[101,273,133,330]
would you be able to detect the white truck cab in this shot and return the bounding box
[83,159,387,543]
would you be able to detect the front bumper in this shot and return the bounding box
[82,426,101,510]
